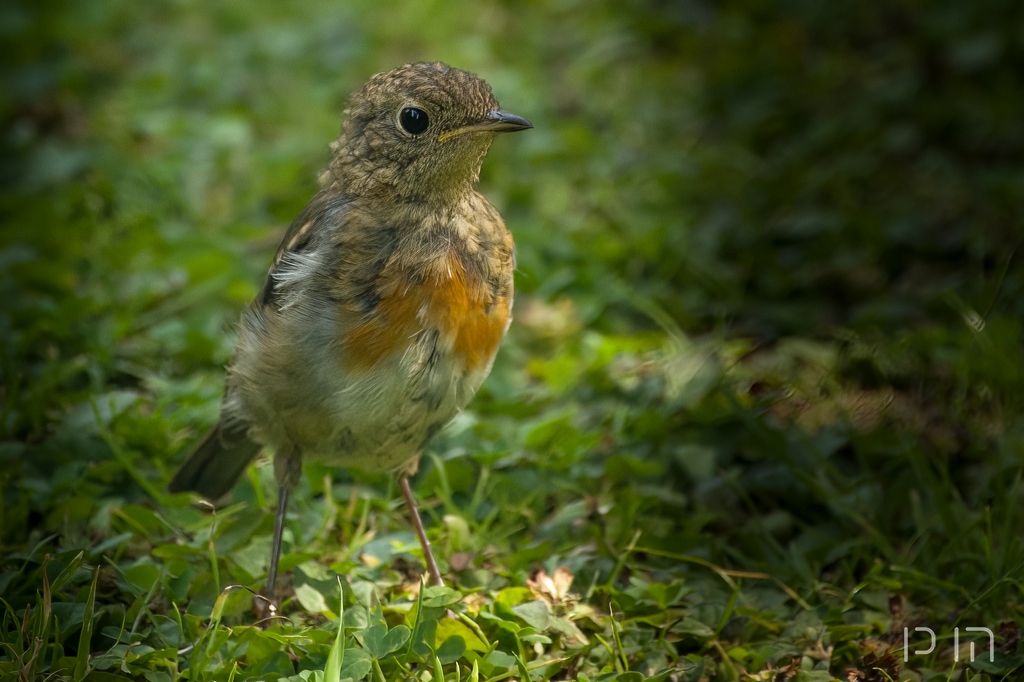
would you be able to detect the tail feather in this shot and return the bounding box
[169,421,261,500]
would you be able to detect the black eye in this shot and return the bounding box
[399,107,429,135]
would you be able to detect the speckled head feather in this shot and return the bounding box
[356,62,500,128]
[321,62,527,202]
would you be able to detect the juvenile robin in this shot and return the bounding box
[169,62,531,601]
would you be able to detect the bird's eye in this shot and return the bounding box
[399,107,429,135]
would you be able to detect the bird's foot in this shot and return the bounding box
[254,593,281,628]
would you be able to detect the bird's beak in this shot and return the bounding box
[438,110,533,141]
[480,110,534,133]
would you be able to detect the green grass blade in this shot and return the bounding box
[73,568,99,682]
[324,578,346,682]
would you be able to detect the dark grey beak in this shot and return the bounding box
[483,110,533,133]
[438,110,534,142]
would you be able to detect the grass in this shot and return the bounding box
[2,0,1024,680]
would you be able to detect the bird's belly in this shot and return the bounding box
[307,349,482,470]
[238,312,495,472]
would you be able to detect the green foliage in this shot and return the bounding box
[2,0,1023,680]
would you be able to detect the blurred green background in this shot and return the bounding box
[2,0,1023,679]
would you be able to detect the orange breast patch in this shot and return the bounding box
[341,255,508,373]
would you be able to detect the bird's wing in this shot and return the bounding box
[206,190,352,461]
[257,190,352,308]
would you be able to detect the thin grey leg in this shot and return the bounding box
[399,475,444,586]
[266,482,290,601]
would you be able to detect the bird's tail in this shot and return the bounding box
[168,420,261,500]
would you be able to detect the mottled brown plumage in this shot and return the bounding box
[168,62,531,602]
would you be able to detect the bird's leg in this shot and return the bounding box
[262,446,301,617]
[399,474,444,586]
[265,483,290,603]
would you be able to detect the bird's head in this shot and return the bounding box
[323,62,532,203]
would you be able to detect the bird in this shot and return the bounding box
[168,61,532,605]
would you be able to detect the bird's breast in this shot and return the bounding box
[340,252,511,374]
